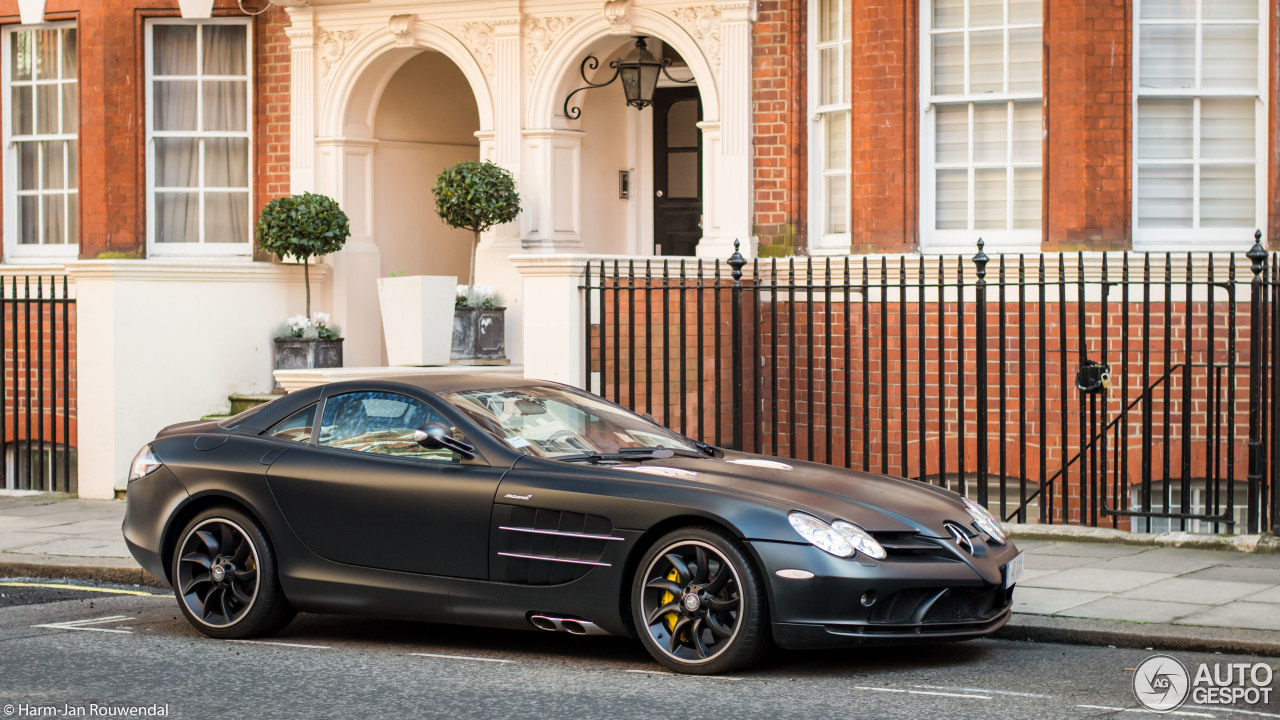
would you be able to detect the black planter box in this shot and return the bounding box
[274,338,344,372]
[451,306,507,363]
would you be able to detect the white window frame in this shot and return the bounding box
[1131,0,1268,250]
[145,17,253,257]
[920,0,1042,253]
[2,22,79,261]
[807,0,851,255]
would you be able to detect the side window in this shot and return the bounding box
[267,404,316,444]
[318,392,461,463]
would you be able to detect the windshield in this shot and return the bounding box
[441,385,701,459]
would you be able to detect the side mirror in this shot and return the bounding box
[414,422,477,460]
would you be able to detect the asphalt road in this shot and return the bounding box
[0,578,1277,720]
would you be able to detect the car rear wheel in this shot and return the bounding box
[633,526,769,674]
[172,507,295,639]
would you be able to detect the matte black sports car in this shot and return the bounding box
[123,374,1022,674]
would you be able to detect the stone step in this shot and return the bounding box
[229,393,281,415]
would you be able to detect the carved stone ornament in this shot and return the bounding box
[525,16,577,78]
[388,14,417,47]
[458,22,497,81]
[669,6,722,68]
[319,30,358,78]
[603,0,631,35]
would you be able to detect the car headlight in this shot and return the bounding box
[788,512,853,558]
[831,520,888,560]
[128,444,162,483]
[963,498,1007,544]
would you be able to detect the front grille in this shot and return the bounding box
[922,587,1006,623]
[868,586,1010,625]
[868,588,932,623]
[871,532,957,561]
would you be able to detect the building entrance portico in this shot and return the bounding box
[284,0,754,367]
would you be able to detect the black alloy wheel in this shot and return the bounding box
[633,526,769,674]
[172,507,294,639]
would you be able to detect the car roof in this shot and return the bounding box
[336,372,554,394]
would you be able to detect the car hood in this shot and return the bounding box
[608,451,971,538]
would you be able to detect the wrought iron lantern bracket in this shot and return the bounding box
[562,37,697,120]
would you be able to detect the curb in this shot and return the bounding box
[0,561,165,589]
[997,614,1280,658]
[1007,523,1280,554]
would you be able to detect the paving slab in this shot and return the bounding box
[1241,585,1280,604]
[1029,541,1148,558]
[1182,565,1280,585]
[9,537,131,558]
[1020,567,1174,593]
[1012,587,1109,615]
[1115,577,1275,605]
[0,531,69,552]
[1022,553,1099,571]
[1082,547,1234,574]
[1054,597,1203,624]
[1173,602,1280,631]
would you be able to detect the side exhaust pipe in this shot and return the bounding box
[528,614,610,636]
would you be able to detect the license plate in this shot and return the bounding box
[1004,553,1024,588]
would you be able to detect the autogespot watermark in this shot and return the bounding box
[2,704,170,717]
[1133,654,1275,712]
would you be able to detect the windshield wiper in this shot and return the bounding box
[557,451,605,464]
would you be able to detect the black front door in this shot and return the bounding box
[653,87,702,256]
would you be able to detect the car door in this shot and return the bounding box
[264,390,507,579]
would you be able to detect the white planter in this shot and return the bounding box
[377,275,457,366]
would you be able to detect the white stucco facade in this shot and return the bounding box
[285,0,757,369]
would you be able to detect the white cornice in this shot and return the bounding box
[65,260,332,284]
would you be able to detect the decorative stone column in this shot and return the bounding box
[698,0,755,259]
[285,9,316,193]
[510,255,594,386]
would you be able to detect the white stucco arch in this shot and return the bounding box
[319,21,495,139]
[526,10,721,130]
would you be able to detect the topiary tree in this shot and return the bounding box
[432,160,521,286]
[256,192,351,318]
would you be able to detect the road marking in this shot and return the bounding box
[624,669,742,681]
[1076,705,1215,718]
[225,639,331,650]
[0,581,164,597]
[854,686,990,700]
[913,684,1054,699]
[32,615,134,634]
[408,652,512,664]
[1185,707,1280,719]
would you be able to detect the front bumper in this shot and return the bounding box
[750,536,1019,649]
[121,465,189,588]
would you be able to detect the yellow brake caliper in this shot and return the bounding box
[660,567,683,638]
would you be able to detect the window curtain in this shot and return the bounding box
[153,23,248,245]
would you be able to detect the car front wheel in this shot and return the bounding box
[172,507,295,639]
[633,526,770,674]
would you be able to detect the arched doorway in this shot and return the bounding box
[372,51,480,288]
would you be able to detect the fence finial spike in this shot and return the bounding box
[728,239,746,285]
[1247,229,1267,278]
[973,237,989,281]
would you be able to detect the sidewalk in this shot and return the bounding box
[2,491,1278,656]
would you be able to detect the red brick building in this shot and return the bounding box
[0,0,291,262]
[753,0,1279,255]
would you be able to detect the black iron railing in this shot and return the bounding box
[583,235,1279,535]
[2,275,75,493]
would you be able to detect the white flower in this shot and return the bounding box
[457,284,469,296]
[287,314,310,332]
[311,312,330,328]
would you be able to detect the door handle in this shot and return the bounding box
[656,190,664,198]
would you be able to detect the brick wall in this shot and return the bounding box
[752,0,806,254]
[848,0,918,254]
[1043,0,1131,250]
[0,0,292,260]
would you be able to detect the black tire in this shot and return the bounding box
[632,526,770,675]
[171,506,295,639]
